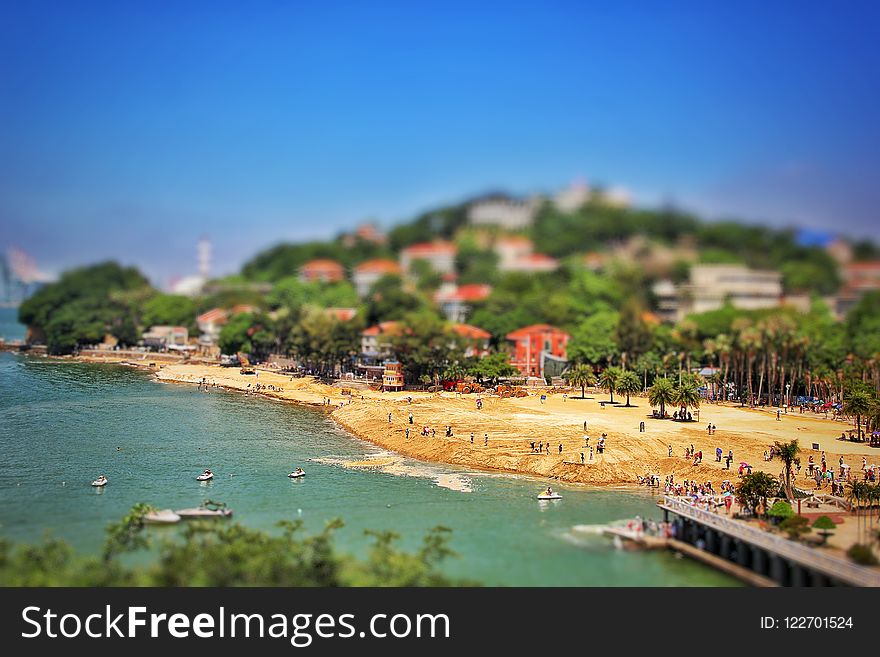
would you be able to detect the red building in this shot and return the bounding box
[298,259,346,283]
[506,324,570,378]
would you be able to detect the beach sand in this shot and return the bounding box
[139,361,880,489]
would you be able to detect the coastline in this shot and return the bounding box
[62,353,878,489]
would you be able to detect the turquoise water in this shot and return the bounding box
[0,307,25,341]
[0,353,738,586]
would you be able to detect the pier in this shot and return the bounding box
[658,495,880,587]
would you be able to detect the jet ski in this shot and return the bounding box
[90,475,108,487]
[196,469,214,481]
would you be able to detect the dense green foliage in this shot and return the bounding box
[18,262,151,354]
[0,505,471,586]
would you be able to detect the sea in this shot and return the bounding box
[0,337,737,586]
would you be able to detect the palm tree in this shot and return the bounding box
[648,378,675,418]
[616,370,642,407]
[564,363,596,398]
[773,439,800,500]
[671,381,701,418]
[598,367,622,403]
[843,389,873,442]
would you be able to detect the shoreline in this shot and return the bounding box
[53,353,879,491]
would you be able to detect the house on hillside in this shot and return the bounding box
[467,197,539,230]
[506,324,570,379]
[451,323,491,358]
[298,259,346,284]
[434,278,492,322]
[399,241,457,274]
[353,258,402,296]
[493,236,559,273]
[360,321,402,363]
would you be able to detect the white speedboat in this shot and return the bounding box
[176,506,232,519]
[288,469,306,479]
[196,470,214,481]
[90,476,108,487]
[537,492,562,500]
[144,509,181,524]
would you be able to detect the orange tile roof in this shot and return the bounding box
[361,321,401,336]
[354,258,401,274]
[401,240,457,255]
[506,324,570,340]
[300,259,345,272]
[452,323,491,340]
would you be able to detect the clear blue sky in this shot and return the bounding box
[1,0,878,285]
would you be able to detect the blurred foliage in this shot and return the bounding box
[18,262,151,354]
[0,506,472,586]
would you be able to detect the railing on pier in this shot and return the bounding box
[659,495,880,587]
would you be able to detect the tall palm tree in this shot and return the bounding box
[564,363,596,398]
[671,381,701,418]
[773,439,800,500]
[843,389,873,442]
[616,370,642,407]
[648,378,676,418]
[598,366,622,403]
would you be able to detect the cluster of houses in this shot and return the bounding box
[297,232,560,324]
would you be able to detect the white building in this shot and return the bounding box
[467,197,539,230]
[554,180,590,212]
[399,241,457,274]
[352,259,402,296]
[678,264,783,317]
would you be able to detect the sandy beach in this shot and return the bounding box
[100,358,879,490]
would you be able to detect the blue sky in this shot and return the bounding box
[1,0,878,285]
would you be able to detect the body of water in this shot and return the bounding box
[0,307,26,342]
[0,353,737,586]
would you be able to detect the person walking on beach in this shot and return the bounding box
[405,427,410,440]
[388,412,392,423]
[581,452,585,464]
[470,432,474,444]
[668,444,673,457]
[408,413,413,424]
[558,443,563,454]
[484,433,489,446]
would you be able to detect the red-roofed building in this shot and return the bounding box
[353,258,402,296]
[299,259,346,283]
[400,241,457,274]
[506,324,570,378]
[493,236,559,273]
[837,261,880,315]
[435,282,492,322]
[360,321,402,361]
[452,323,491,358]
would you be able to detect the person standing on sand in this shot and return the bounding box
[581,452,585,464]
[408,413,413,424]
[668,445,673,457]
[558,443,563,454]
[484,433,488,446]
[470,433,474,444]
[589,447,594,460]
[584,421,588,432]
[405,427,410,440]
[388,412,392,423]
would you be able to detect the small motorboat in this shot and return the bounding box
[288,468,306,479]
[90,475,108,487]
[196,469,214,481]
[176,500,232,519]
[143,509,181,524]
